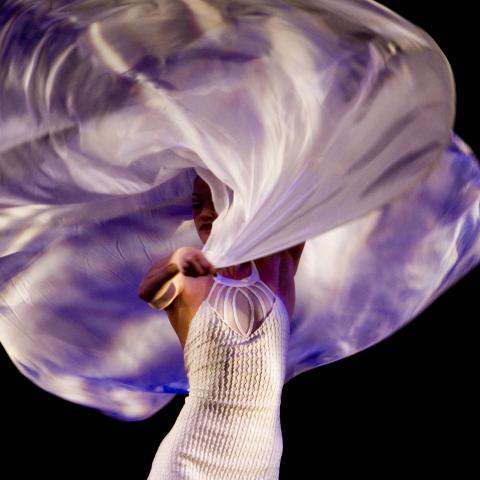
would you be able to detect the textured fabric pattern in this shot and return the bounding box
[147,262,290,479]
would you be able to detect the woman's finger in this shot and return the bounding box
[190,258,206,276]
[198,254,215,274]
[197,255,216,276]
[195,256,212,275]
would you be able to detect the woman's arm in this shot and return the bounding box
[138,253,186,311]
[285,241,306,275]
[138,246,216,308]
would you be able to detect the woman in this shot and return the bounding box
[138,174,305,479]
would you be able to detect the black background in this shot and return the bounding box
[2,2,477,478]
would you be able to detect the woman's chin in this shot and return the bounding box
[199,231,211,243]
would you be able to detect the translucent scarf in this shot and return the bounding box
[1,0,478,421]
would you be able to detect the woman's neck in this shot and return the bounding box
[216,261,252,280]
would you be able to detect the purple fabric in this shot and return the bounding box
[0,0,478,421]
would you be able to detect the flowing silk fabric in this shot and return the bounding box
[0,0,479,421]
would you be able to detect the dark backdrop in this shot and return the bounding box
[2,2,477,478]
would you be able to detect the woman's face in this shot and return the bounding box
[192,176,218,244]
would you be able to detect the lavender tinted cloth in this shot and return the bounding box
[0,0,478,421]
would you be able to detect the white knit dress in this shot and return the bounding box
[147,260,290,479]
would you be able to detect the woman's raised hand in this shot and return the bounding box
[173,247,217,278]
[138,247,216,302]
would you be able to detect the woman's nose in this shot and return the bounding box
[200,207,217,221]
[201,212,216,222]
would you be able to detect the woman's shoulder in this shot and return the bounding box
[254,248,294,273]
[256,242,305,276]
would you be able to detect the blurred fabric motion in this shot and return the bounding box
[0,0,478,421]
